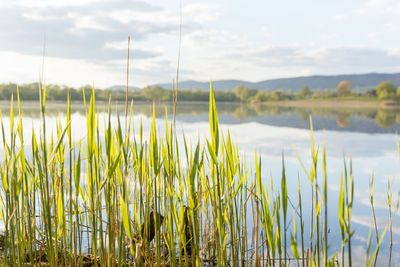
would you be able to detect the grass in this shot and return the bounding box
[0,82,397,266]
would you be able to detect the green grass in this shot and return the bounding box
[0,83,396,266]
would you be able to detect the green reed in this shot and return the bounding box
[0,83,395,266]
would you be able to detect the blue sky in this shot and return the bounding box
[1,0,400,88]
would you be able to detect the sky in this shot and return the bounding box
[1,0,400,88]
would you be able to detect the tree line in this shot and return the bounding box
[0,83,239,102]
[248,80,400,102]
[0,80,400,102]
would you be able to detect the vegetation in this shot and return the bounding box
[300,86,312,98]
[3,79,400,104]
[0,83,396,266]
[232,85,258,102]
[337,81,352,95]
[376,81,397,100]
[0,83,239,103]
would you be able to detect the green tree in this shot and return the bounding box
[232,85,256,102]
[233,85,249,101]
[254,91,269,102]
[270,91,282,101]
[336,81,352,95]
[299,86,311,98]
[141,85,168,101]
[376,81,396,100]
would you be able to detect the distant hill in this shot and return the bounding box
[156,73,400,92]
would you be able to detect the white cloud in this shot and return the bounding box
[357,0,400,16]
[0,0,222,86]
[184,29,244,51]
[104,41,130,50]
[333,13,346,21]
[68,13,115,32]
[367,32,378,40]
[10,0,103,8]
[352,214,400,236]
[0,51,123,87]
[366,0,398,7]
[386,23,400,33]
[321,33,340,41]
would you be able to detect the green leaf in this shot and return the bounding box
[339,174,345,240]
[281,152,288,217]
[48,121,70,165]
[58,188,64,238]
[120,193,132,239]
[366,227,387,267]
[291,233,299,260]
[207,139,218,166]
[316,201,321,217]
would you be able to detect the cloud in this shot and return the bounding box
[0,0,222,86]
[386,23,400,33]
[357,0,400,16]
[180,43,400,83]
[333,14,346,21]
[366,0,398,8]
[0,0,218,61]
[367,32,379,40]
[0,51,124,87]
[0,6,160,61]
[352,214,400,235]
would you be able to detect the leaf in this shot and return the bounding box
[291,234,299,260]
[120,194,132,239]
[209,81,219,154]
[48,121,70,165]
[316,201,321,217]
[58,188,64,237]
[339,174,345,240]
[207,139,218,166]
[281,152,288,217]
[366,227,387,267]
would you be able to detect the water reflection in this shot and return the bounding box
[336,113,351,128]
[375,109,396,128]
[1,101,400,133]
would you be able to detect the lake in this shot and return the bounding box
[0,101,399,266]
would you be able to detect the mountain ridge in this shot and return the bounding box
[152,72,400,91]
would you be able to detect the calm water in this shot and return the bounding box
[0,101,399,265]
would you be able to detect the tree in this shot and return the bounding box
[254,91,269,102]
[376,81,396,100]
[141,85,168,101]
[336,81,351,95]
[233,85,258,102]
[233,85,249,101]
[397,86,400,96]
[270,91,282,101]
[299,86,311,98]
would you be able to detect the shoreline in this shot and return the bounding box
[1,99,400,110]
[251,99,400,109]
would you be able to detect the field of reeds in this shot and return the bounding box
[0,82,397,266]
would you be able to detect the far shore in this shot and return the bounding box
[1,99,400,110]
[251,99,400,109]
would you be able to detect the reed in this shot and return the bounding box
[0,83,394,266]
